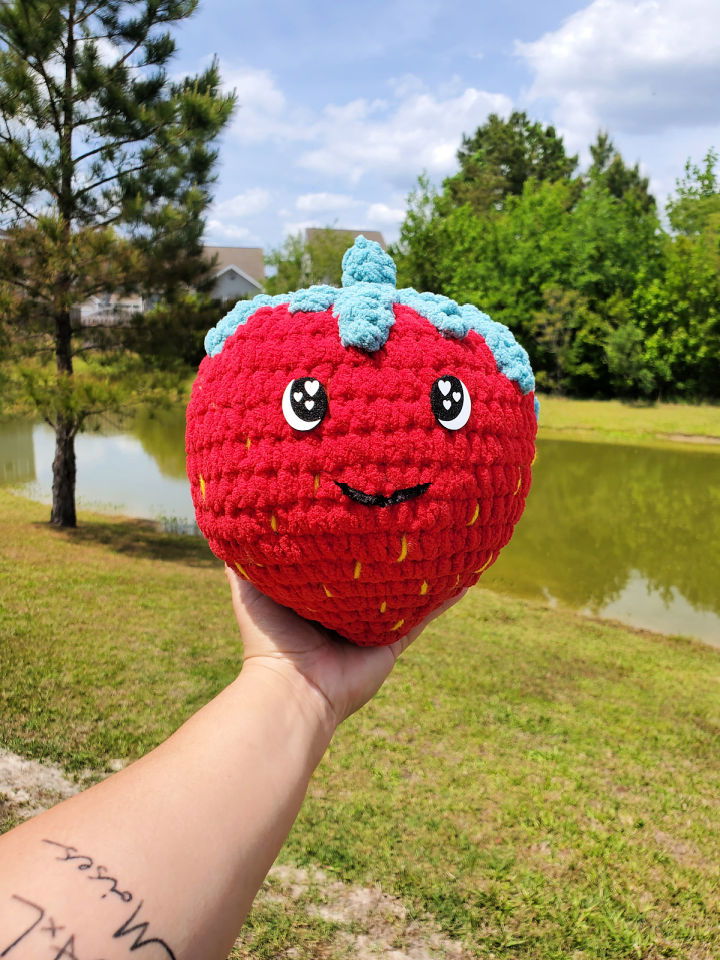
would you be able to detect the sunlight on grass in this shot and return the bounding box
[538,395,720,450]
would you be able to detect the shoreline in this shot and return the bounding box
[1,486,716,652]
[538,425,720,453]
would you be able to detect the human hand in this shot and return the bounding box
[226,567,465,731]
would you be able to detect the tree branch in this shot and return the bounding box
[14,5,65,135]
[0,33,57,121]
[0,188,39,221]
[0,113,61,198]
[0,272,32,291]
[75,0,108,26]
[73,126,164,165]
[73,147,166,198]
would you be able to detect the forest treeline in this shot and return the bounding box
[391,113,720,401]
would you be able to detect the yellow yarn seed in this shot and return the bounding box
[235,562,248,579]
[514,471,522,495]
[397,535,408,562]
[454,574,461,588]
[270,514,278,532]
[391,619,405,632]
[420,581,428,595]
[314,474,320,492]
[467,502,479,526]
[199,474,206,501]
[246,437,252,450]
[322,583,333,598]
[531,450,537,466]
[353,560,362,579]
[475,554,494,575]
[379,601,387,613]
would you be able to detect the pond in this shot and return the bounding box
[1,410,719,646]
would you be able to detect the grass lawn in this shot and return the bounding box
[1,489,719,959]
[537,395,720,450]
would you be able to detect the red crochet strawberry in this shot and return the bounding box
[186,237,537,646]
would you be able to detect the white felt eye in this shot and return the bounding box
[282,378,328,431]
[430,376,471,430]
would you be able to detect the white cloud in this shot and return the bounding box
[222,67,511,187]
[299,81,512,185]
[221,64,311,143]
[518,0,720,140]
[366,202,405,226]
[213,188,271,218]
[94,37,122,66]
[296,192,361,212]
[205,220,255,242]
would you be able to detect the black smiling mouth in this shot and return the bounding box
[334,481,431,508]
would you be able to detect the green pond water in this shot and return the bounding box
[1,410,718,646]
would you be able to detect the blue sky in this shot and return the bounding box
[169,0,720,251]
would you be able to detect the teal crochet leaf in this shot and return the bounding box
[203,236,535,396]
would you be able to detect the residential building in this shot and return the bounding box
[203,246,265,300]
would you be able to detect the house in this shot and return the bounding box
[1,230,267,324]
[77,246,267,322]
[203,246,265,300]
[72,292,145,326]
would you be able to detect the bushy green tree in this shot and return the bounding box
[445,111,578,213]
[629,235,720,398]
[531,287,609,395]
[394,117,720,399]
[0,0,235,526]
[604,302,657,399]
[667,148,720,239]
[626,147,720,399]
[567,181,663,304]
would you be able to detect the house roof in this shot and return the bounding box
[203,246,265,285]
[305,228,386,250]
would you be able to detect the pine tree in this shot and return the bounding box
[0,0,235,526]
[587,131,655,213]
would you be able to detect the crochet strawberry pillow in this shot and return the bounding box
[186,237,537,646]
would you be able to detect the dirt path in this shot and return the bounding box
[242,864,472,960]
[0,748,81,821]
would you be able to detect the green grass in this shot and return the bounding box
[537,395,720,450]
[1,488,719,958]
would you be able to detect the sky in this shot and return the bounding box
[169,0,720,251]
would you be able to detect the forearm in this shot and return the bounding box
[0,664,335,960]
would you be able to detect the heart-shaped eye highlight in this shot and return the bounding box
[430,375,471,430]
[283,378,329,431]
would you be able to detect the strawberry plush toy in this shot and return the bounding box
[186,236,537,646]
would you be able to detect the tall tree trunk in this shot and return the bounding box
[50,414,77,528]
[50,305,77,527]
[50,2,78,529]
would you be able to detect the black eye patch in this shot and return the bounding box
[430,375,471,430]
[282,378,328,431]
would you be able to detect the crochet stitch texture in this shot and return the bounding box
[186,237,537,646]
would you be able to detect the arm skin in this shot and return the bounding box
[0,569,463,960]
